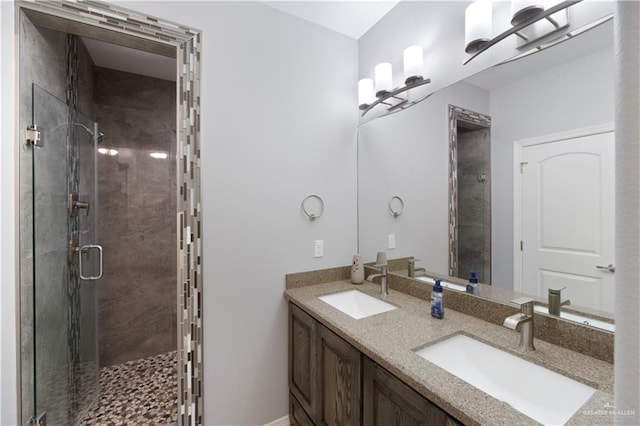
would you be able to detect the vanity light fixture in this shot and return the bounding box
[358,46,431,117]
[150,152,168,159]
[464,0,579,64]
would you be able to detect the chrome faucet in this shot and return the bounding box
[408,258,426,278]
[548,287,571,316]
[503,297,536,351]
[367,264,388,296]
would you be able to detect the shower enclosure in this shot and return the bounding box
[448,105,492,284]
[29,83,101,425]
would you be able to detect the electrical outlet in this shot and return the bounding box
[388,234,396,249]
[314,240,324,258]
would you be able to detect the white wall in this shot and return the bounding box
[358,81,489,273]
[2,1,358,424]
[118,3,358,424]
[0,0,18,424]
[489,47,614,287]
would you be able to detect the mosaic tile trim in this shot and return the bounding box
[17,2,203,424]
[65,32,82,423]
[81,351,178,425]
[448,105,491,278]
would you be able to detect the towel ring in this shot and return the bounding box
[388,196,405,218]
[302,194,324,221]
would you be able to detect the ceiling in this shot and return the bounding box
[263,1,400,39]
[82,37,177,81]
[83,1,398,81]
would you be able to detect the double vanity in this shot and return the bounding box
[285,266,614,425]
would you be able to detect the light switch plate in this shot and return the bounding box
[314,240,324,258]
[388,234,396,249]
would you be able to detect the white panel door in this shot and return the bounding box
[521,132,615,312]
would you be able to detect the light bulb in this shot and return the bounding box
[374,62,393,98]
[403,45,424,85]
[465,0,492,54]
[358,78,374,109]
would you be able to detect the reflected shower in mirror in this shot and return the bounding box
[357,17,615,320]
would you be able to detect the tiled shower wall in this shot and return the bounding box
[18,12,95,423]
[457,128,491,283]
[94,67,177,366]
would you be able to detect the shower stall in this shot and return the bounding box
[29,83,102,424]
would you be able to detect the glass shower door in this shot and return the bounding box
[31,84,100,425]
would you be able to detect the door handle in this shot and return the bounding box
[76,244,103,280]
[596,264,615,273]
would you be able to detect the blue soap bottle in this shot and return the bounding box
[466,270,480,295]
[431,279,444,319]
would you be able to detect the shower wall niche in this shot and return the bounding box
[94,67,177,366]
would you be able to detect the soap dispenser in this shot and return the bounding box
[466,270,480,296]
[351,254,364,284]
[431,279,444,319]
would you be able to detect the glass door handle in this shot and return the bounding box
[76,244,103,280]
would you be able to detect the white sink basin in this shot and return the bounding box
[534,305,615,332]
[415,334,595,425]
[318,289,396,319]
[415,276,467,292]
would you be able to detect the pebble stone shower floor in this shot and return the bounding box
[81,351,178,425]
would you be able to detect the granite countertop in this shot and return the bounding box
[285,280,615,426]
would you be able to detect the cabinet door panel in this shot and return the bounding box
[317,325,362,426]
[290,392,315,426]
[289,303,317,419]
[363,357,453,426]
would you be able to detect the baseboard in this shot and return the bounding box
[264,415,289,426]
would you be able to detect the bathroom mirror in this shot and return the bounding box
[357,16,615,321]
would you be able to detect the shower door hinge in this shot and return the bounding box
[25,125,44,148]
[28,412,46,426]
[520,240,524,251]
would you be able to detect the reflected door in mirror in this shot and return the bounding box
[520,131,615,312]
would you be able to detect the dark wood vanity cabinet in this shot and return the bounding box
[316,322,362,426]
[289,303,317,420]
[289,302,361,426]
[363,357,461,426]
[289,302,463,426]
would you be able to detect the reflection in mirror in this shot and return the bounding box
[357,18,615,324]
[448,106,491,283]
